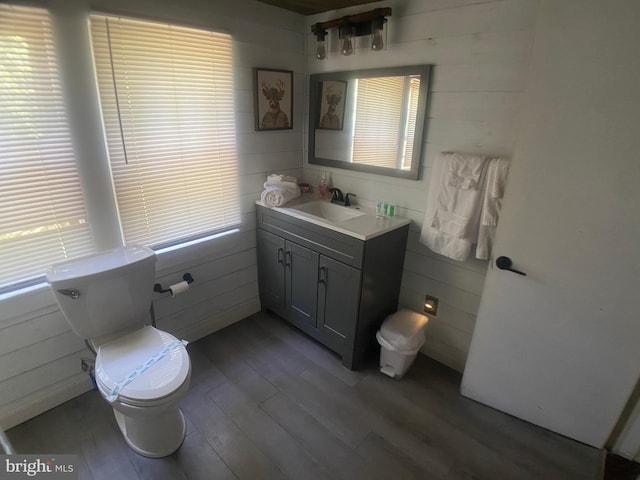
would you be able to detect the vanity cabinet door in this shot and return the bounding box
[257,230,286,313]
[285,241,319,331]
[317,255,360,365]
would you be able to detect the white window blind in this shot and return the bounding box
[0,4,94,290]
[90,15,240,248]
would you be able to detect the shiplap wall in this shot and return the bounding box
[0,0,305,430]
[305,0,539,372]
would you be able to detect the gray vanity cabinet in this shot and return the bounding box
[316,255,360,360]
[286,240,319,330]
[257,229,359,356]
[256,204,408,369]
[256,229,286,310]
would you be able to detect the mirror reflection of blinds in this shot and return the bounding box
[352,76,404,168]
[90,15,241,248]
[402,77,421,171]
[0,5,94,290]
[351,76,421,170]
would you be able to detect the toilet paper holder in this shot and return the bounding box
[154,273,194,294]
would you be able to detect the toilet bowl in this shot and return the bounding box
[95,326,191,457]
[46,244,192,458]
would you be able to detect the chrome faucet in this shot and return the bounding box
[328,188,356,207]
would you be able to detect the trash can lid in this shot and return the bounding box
[379,309,428,350]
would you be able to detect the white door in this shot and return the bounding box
[461,0,640,448]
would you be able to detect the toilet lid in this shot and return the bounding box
[95,326,190,402]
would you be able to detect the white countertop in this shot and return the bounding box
[256,196,411,241]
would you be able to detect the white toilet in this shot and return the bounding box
[46,244,191,458]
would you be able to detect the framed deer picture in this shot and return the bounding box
[254,68,293,131]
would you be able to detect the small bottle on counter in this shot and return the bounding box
[318,171,329,199]
[376,201,396,218]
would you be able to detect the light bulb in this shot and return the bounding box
[371,27,384,51]
[341,36,353,56]
[316,40,326,60]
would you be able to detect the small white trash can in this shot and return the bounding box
[376,309,428,379]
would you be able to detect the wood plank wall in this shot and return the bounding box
[305,0,539,372]
[0,0,305,430]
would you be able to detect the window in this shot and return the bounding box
[0,5,94,290]
[0,7,241,293]
[90,15,240,248]
[351,75,420,170]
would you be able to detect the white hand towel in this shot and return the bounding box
[490,160,509,198]
[476,158,510,260]
[446,153,486,190]
[420,153,479,261]
[431,153,488,239]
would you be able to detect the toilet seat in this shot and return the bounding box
[95,326,190,405]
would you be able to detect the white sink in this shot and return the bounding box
[260,197,411,240]
[288,201,365,222]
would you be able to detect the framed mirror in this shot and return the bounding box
[308,65,431,180]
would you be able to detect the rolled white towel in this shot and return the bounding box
[261,185,300,207]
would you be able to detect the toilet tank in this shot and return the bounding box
[46,244,157,340]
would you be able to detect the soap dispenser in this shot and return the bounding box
[318,171,329,199]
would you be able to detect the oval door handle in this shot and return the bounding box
[496,256,527,276]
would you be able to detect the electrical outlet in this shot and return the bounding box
[424,295,439,316]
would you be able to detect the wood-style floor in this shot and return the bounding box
[7,311,602,479]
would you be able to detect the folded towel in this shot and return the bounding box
[446,153,486,190]
[419,153,481,261]
[264,180,298,190]
[261,185,300,207]
[476,158,510,260]
[431,153,488,239]
[266,174,298,186]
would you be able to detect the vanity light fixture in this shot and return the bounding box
[311,7,391,59]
